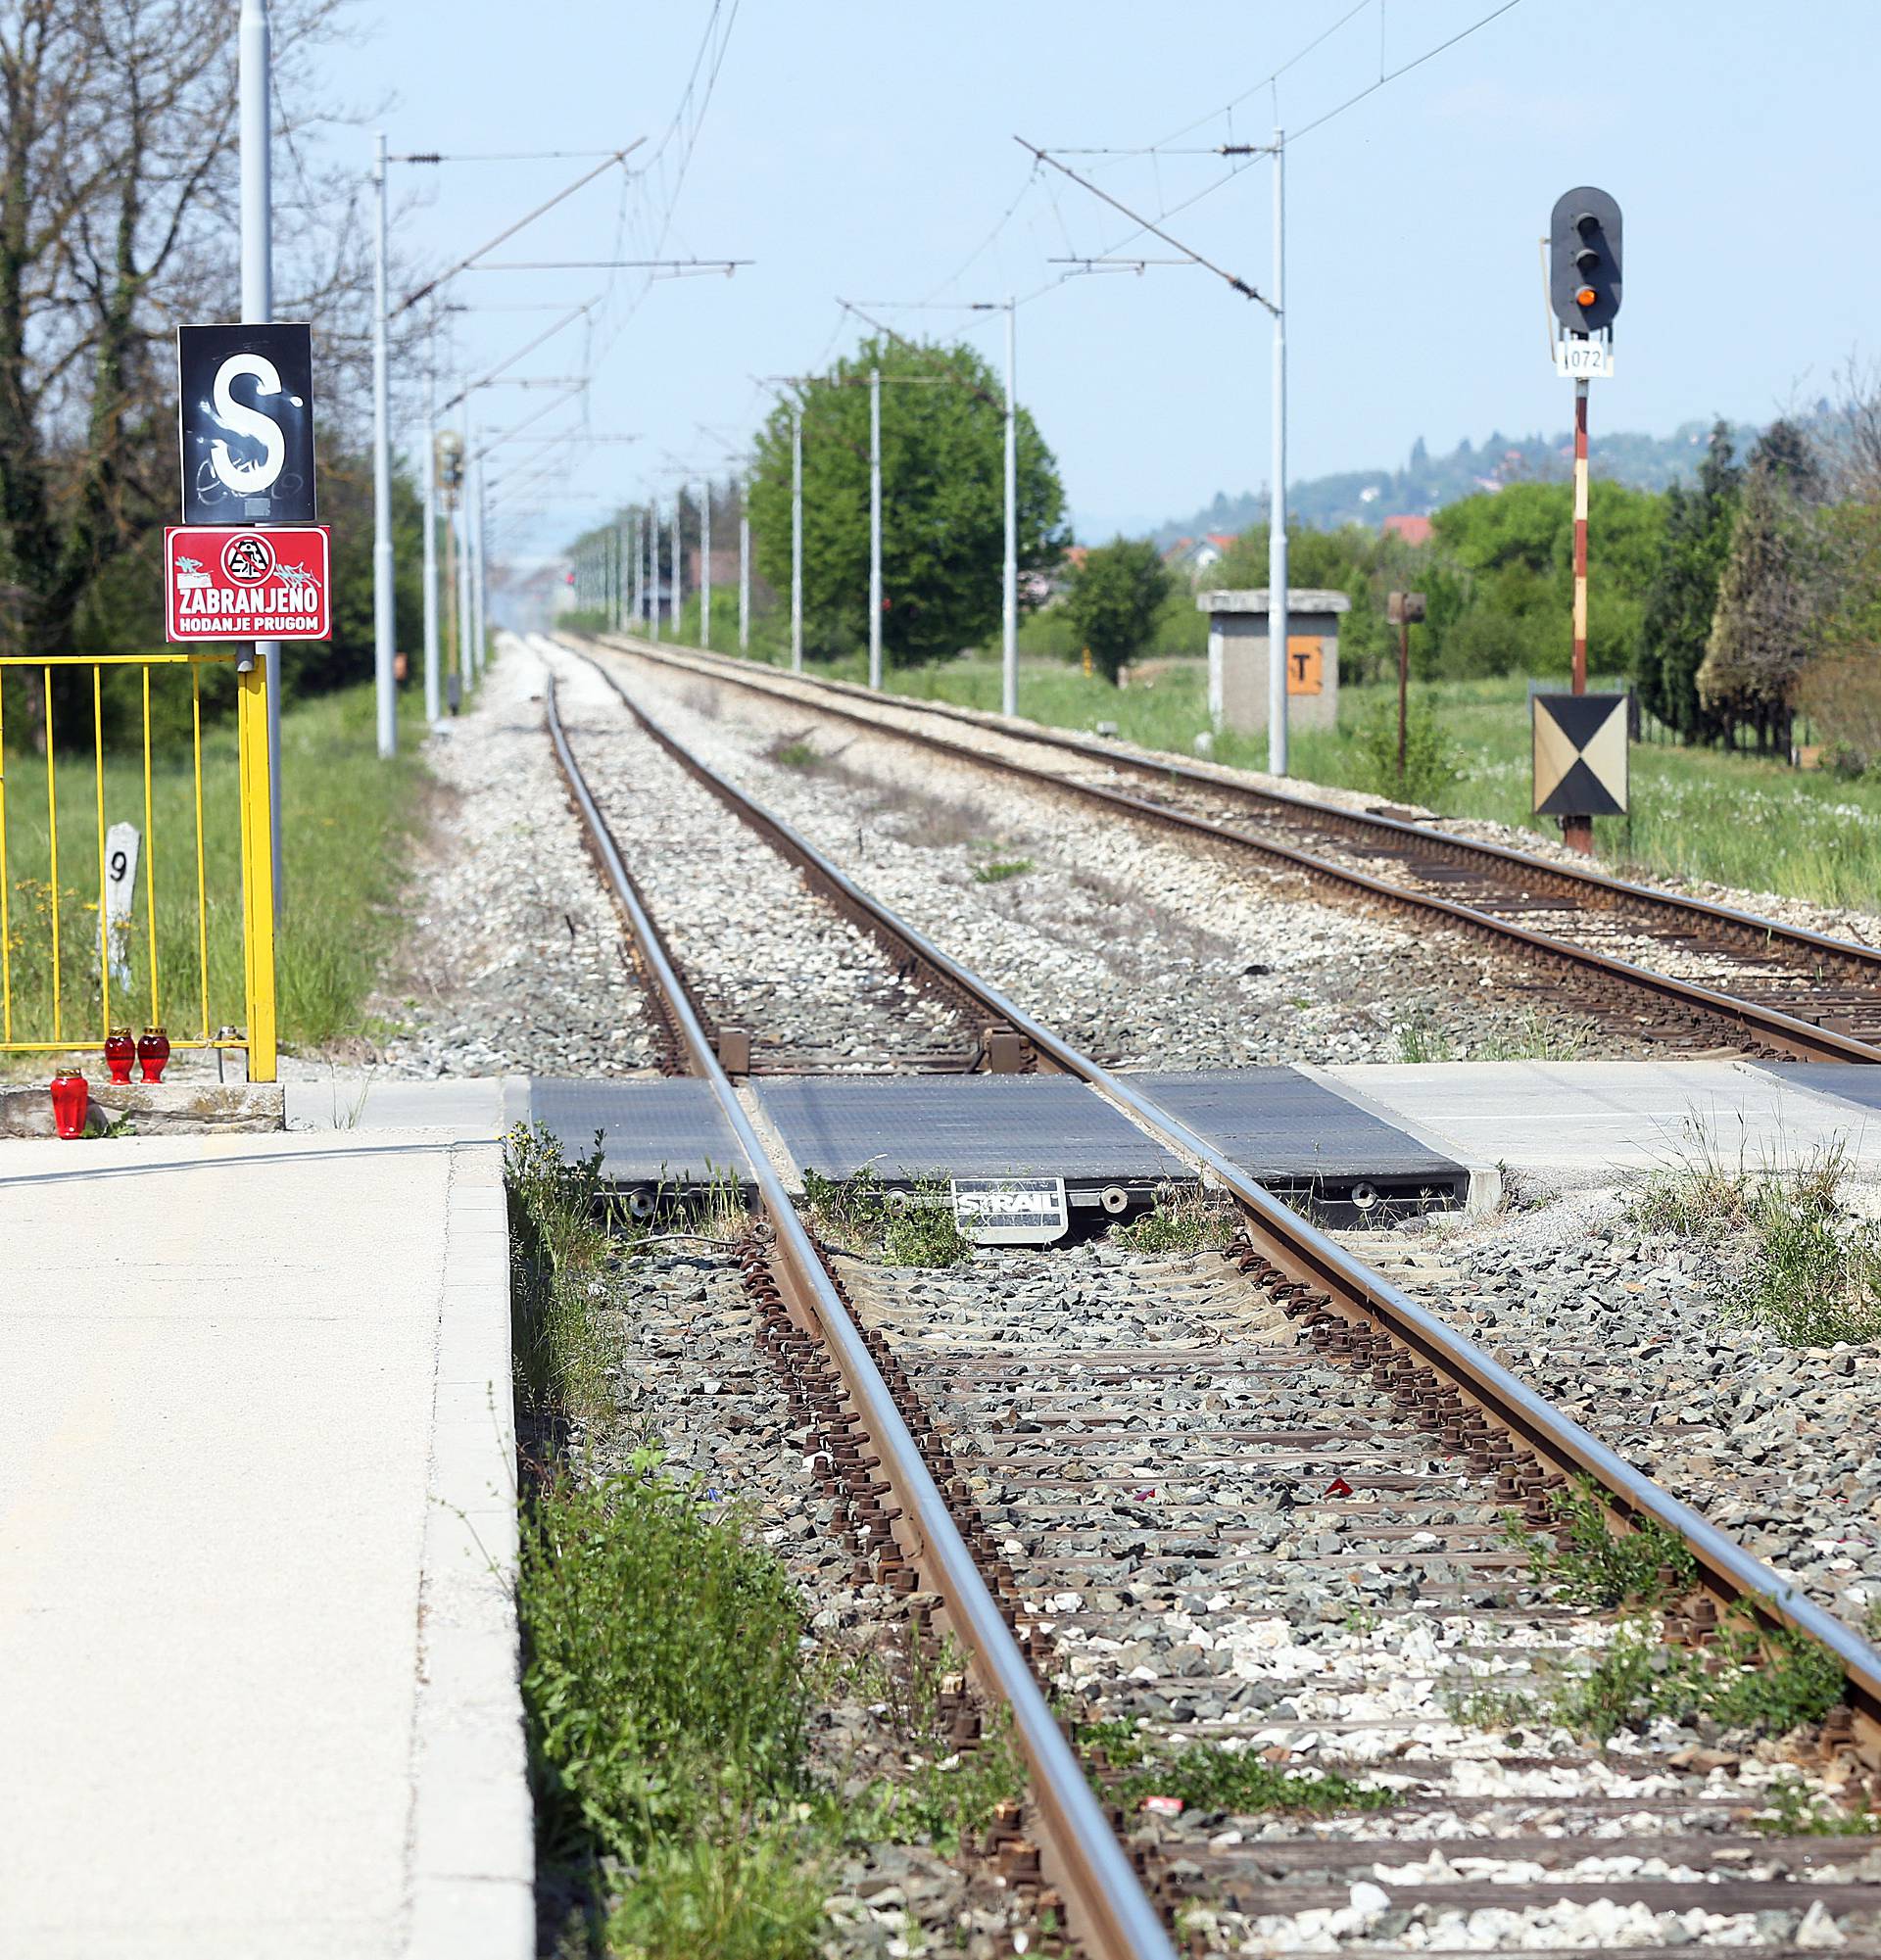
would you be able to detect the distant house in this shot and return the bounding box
[1163,532,1238,577]
[1381,514,1432,547]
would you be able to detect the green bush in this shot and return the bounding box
[522,1474,809,1865]
[1346,696,1464,804]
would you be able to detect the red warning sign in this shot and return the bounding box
[164,524,331,642]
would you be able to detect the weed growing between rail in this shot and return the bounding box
[1112,1182,1234,1255]
[814,1634,1028,1855]
[1078,1717,1395,1819]
[801,1165,974,1267]
[970,854,1034,884]
[1627,1133,1881,1347]
[1504,1478,1696,1611]
[507,1128,1040,1956]
[1496,1480,1848,1746]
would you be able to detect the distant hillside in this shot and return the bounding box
[1153,416,1774,544]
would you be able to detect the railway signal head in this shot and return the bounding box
[1549,186,1622,333]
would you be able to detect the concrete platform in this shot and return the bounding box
[1323,1059,1881,1192]
[0,1129,529,1960]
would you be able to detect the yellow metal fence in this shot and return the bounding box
[0,652,276,1082]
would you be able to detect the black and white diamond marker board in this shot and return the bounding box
[1533,692,1628,818]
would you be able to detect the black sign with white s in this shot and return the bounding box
[176,323,316,525]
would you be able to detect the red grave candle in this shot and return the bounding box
[137,1027,169,1083]
[104,1028,136,1083]
[50,1073,89,1139]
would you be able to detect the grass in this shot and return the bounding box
[521,1470,828,1959]
[507,1129,1027,1958]
[506,1123,621,1428]
[1505,1479,1697,1611]
[970,856,1033,884]
[1394,1003,1590,1064]
[801,1165,974,1267]
[0,677,427,1065]
[723,647,1881,912]
[1079,1717,1393,1818]
[1500,1480,1848,1745]
[1627,1134,1881,1347]
[1111,1182,1234,1255]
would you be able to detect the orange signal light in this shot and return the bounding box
[1575,285,1599,308]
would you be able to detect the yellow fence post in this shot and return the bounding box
[237,660,278,1081]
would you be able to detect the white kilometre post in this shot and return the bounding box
[239,0,282,910]
[791,413,803,673]
[422,375,441,723]
[1267,126,1289,778]
[739,479,750,652]
[1001,297,1018,719]
[370,130,396,756]
[699,480,710,649]
[868,364,883,691]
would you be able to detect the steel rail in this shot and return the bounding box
[541,663,1179,1960]
[608,631,1881,989]
[556,644,1041,1074]
[593,634,1881,1066]
[553,641,1881,1740]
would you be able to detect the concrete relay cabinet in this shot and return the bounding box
[1198,588,1350,736]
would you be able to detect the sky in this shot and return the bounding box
[315,0,1881,565]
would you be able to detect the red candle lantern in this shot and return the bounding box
[50,1073,89,1139]
[137,1027,170,1082]
[104,1027,136,1083]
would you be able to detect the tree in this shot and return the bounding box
[746,334,1066,668]
[1638,422,1739,741]
[1430,479,1665,680]
[1065,538,1171,683]
[1699,420,1826,751]
[0,0,369,747]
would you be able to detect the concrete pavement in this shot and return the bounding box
[1322,1058,1881,1192]
[0,1126,529,1959]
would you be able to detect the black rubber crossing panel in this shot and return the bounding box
[751,1074,1184,1183]
[1747,1062,1881,1116]
[1120,1067,1468,1220]
[525,1077,745,1186]
[1122,1067,1462,1181]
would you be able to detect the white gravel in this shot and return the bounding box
[543,640,976,1070]
[585,641,1641,1069]
[1350,1184,1881,1631]
[364,643,657,1078]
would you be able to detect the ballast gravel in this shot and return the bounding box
[585,642,1639,1069]
[542,642,974,1069]
[1350,1187,1881,1632]
[362,644,658,1078]
[844,1239,1879,1956]
[575,1239,1043,1959]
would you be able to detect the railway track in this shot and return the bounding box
[544,646,1039,1076]
[579,630,1881,1069]
[538,641,1881,1957]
